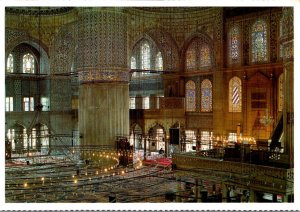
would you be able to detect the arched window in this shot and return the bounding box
[186,48,196,70]
[141,42,150,70]
[229,77,242,112]
[200,44,211,67]
[278,73,284,111]
[185,80,196,112]
[131,56,136,69]
[131,56,137,77]
[155,52,163,71]
[7,54,14,73]
[23,53,35,73]
[252,19,268,63]
[229,25,240,63]
[201,79,212,112]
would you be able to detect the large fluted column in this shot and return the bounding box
[280,7,294,168]
[76,8,129,147]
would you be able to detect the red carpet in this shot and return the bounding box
[143,157,172,167]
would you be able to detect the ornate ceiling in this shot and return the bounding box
[5,7,74,16]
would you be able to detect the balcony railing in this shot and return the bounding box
[130,97,185,110]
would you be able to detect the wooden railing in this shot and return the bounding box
[173,153,293,193]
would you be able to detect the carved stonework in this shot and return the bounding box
[242,20,250,66]
[147,29,180,72]
[159,97,184,109]
[283,41,294,61]
[76,9,128,72]
[50,23,77,74]
[270,12,279,63]
[282,7,293,37]
[50,78,72,111]
[79,70,130,84]
[5,28,27,46]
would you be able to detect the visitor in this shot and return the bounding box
[159,148,164,154]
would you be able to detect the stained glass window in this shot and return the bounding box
[155,52,163,71]
[201,79,212,112]
[186,48,196,70]
[229,26,240,63]
[278,73,284,111]
[252,19,268,63]
[185,80,196,112]
[141,42,150,70]
[7,54,13,73]
[200,44,211,67]
[23,53,35,73]
[229,77,242,112]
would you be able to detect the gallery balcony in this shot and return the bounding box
[130,97,185,120]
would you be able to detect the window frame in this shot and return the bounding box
[251,19,268,63]
[23,97,34,111]
[5,97,13,112]
[229,77,242,112]
[22,53,35,74]
[185,80,196,112]
[7,53,14,73]
[201,79,213,112]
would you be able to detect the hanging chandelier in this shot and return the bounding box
[260,109,274,126]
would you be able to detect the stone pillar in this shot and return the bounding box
[77,8,129,148]
[150,94,158,109]
[213,9,224,136]
[221,182,227,202]
[143,135,147,160]
[164,137,168,157]
[280,7,294,168]
[135,94,143,109]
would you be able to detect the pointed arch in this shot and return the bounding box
[201,79,212,112]
[183,33,214,72]
[229,76,242,112]
[185,80,196,112]
[251,19,268,63]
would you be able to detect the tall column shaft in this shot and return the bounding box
[79,83,129,146]
[280,7,294,167]
[76,8,129,147]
